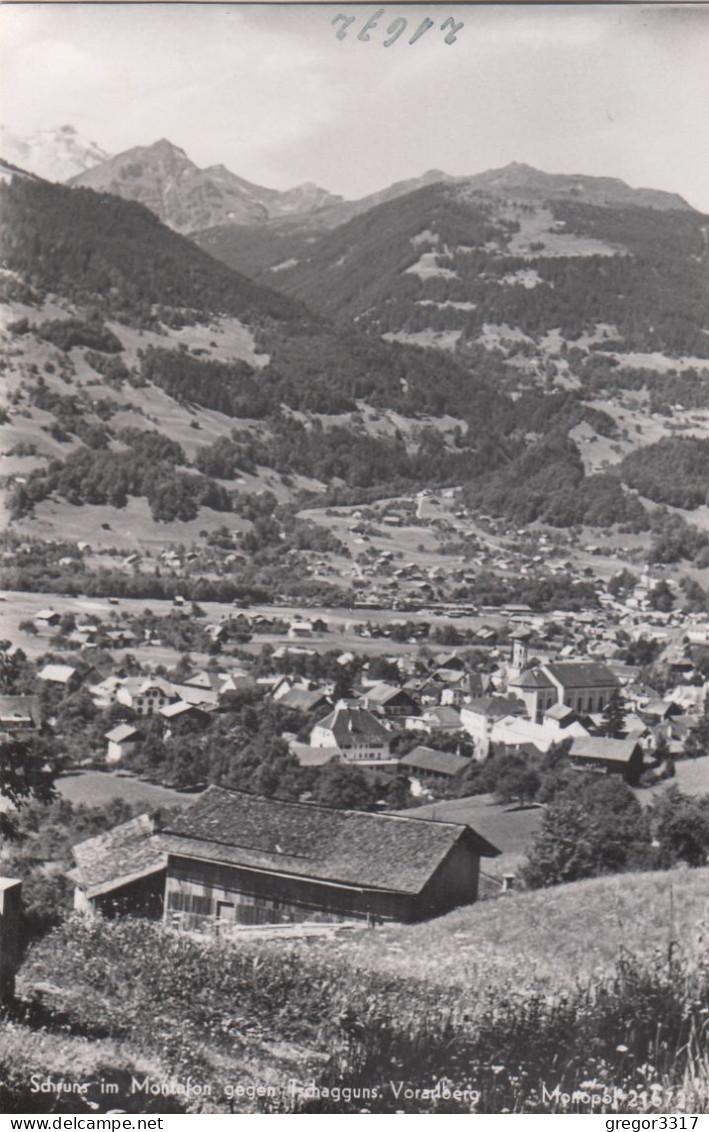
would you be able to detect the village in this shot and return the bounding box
[1,496,708,948]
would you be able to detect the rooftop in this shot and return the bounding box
[400,746,471,777]
[509,667,554,690]
[314,703,390,745]
[545,662,620,690]
[71,813,165,898]
[160,786,499,895]
[569,737,642,764]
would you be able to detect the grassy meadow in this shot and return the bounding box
[1,867,707,1114]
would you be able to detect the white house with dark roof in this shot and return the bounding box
[310,700,391,762]
[461,695,527,760]
[116,677,175,716]
[105,722,142,763]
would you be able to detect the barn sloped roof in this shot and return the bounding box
[160,786,499,895]
[365,683,416,706]
[71,813,165,898]
[569,737,642,764]
[400,746,471,777]
[279,686,330,712]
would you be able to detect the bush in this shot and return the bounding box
[36,317,124,354]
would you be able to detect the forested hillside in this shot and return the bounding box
[233,182,709,362]
[621,437,709,509]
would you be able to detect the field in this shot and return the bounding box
[393,793,544,879]
[309,867,709,992]
[6,867,708,1114]
[55,770,197,809]
[0,589,508,664]
[638,756,709,804]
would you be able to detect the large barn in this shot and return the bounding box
[159,787,499,929]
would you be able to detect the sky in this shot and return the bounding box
[1,3,708,210]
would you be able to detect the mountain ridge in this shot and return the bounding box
[68,138,343,234]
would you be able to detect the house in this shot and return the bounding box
[159,786,500,928]
[272,676,300,701]
[288,619,315,639]
[491,714,589,755]
[105,723,142,764]
[399,746,471,784]
[0,695,39,735]
[37,663,80,691]
[34,608,60,627]
[419,706,464,733]
[434,653,467,676]
[169,684,219,708]
[310,701,391,762]
[181,670,224,693]
[638,700,682,724]
[461,696,527,760]
[290,743,343,768]
[103,629,137,649]
[278,686,332,714]
[363,683,420,719]
[116,677,175,716]
[543,702,583,731]
[68,814,165,918]
[568,737,645,785]
[159,700,212,729]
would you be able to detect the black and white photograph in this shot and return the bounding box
[0,0,708,1118]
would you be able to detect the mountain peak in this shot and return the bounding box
[0,123,110,183]
[150,137,187,154]
[69,140,341,233]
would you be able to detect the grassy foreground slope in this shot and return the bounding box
[312,866,709,991]
[2,867,707,1114]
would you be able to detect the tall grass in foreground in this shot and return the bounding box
[11,916,709,1113]
[284,948,709,1113]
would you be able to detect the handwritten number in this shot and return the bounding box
[440,16,464,44]
[331,13,355,40]
[383,17,407,46]
[409,18,434,44]
[333,10,462,45]
[358,8,385,41]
